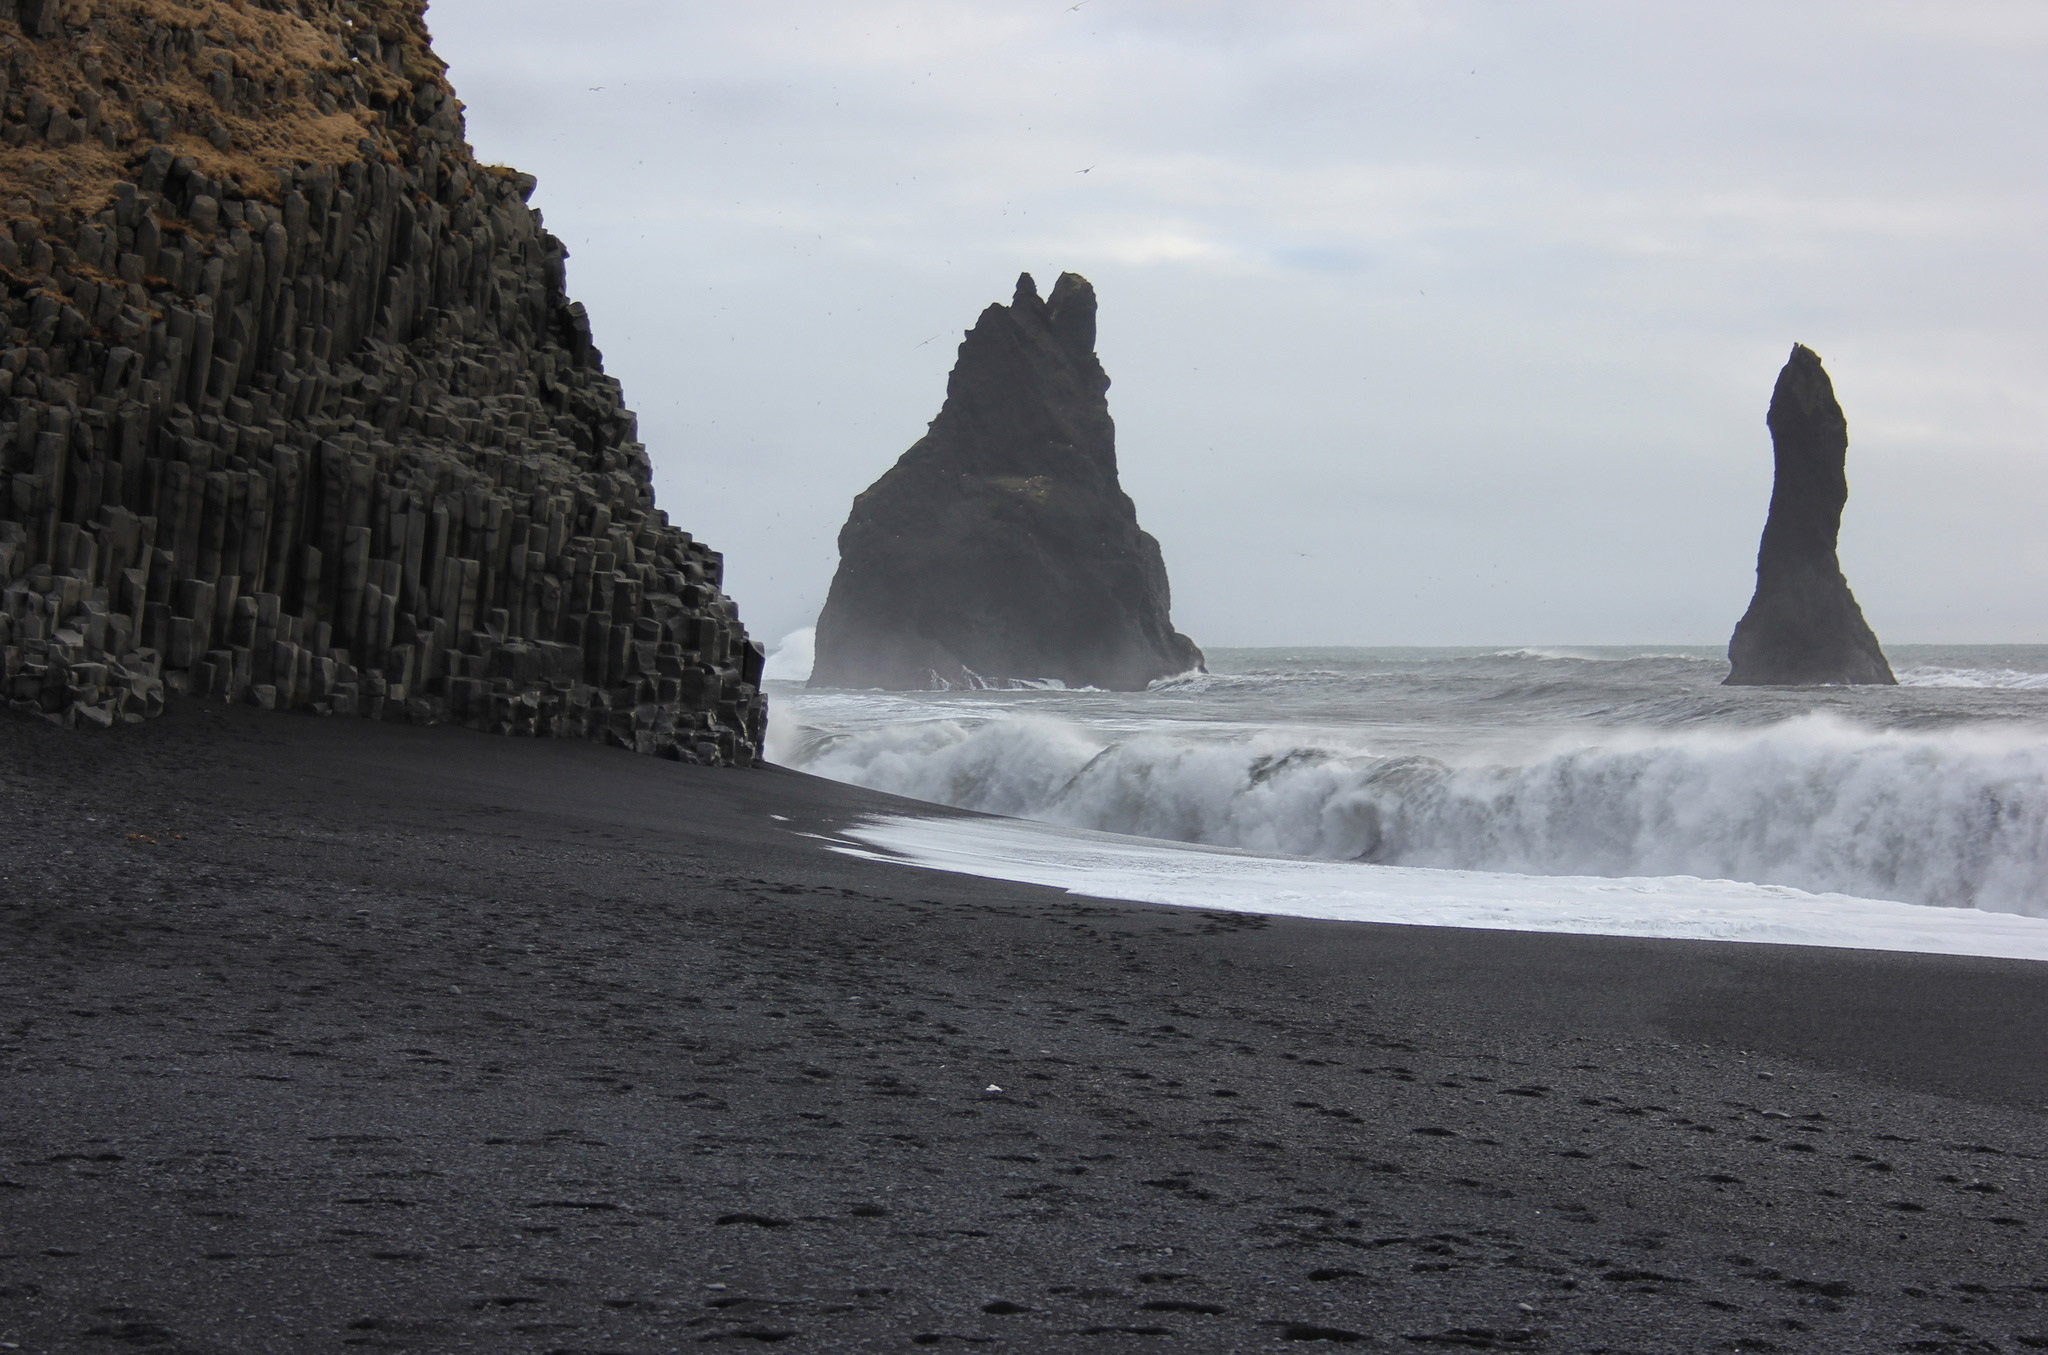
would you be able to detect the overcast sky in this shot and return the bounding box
[426,1,2046,648]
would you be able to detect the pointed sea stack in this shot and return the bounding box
[810,272,1202,691]
[1724,345,1895,686]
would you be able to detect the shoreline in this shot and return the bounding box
[4,704,2047,1351]
[829,810,2048,963]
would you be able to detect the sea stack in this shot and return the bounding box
[1724,345,1895,686]
[0,0,766,761]
[810,272,1202,691]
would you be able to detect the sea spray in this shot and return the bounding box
[763,627,818,684]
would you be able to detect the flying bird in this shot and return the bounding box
[1077,165,1094,174]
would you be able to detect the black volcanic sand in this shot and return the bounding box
[3,708,2047,1353]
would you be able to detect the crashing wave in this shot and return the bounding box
[777,711,2048,914]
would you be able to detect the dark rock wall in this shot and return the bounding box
[1725,344,1894,687]
[811,271,1201,691]
[0,1,766,763]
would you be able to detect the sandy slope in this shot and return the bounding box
[2,704,2046,1352]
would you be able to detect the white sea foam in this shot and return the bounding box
[833,813,2048,961]
[1487,647,1721,663]
[1147,668,1350,693]
[1897,666,2048,691]
[946,673,1087,692]
[781,712,2048,914]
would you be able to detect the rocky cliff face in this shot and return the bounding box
[1725,344,1894,687]
[810,271,1201,691]
[0,0,767,763]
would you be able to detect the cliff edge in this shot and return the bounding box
[810,271,1201,691]
[0,0,767,763]
[1725,344,1894,687]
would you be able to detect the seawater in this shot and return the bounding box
[765,641,2048,923]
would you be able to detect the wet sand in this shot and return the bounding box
[2,704,2046,1352]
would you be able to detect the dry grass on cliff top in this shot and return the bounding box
[2,0,452,218]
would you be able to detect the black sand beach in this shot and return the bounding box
[3,708,2046,1353]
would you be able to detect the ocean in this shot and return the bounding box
[763,638,2048,958]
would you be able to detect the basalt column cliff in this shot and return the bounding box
[811,271,1202,691]
[0,0,766,763]
[1724,344,1894,687]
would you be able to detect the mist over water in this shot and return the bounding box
[770,645,2048,916]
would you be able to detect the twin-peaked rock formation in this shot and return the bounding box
[1725,344,1894,687]
[811,271,1201,691]
[0,0,765,762]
